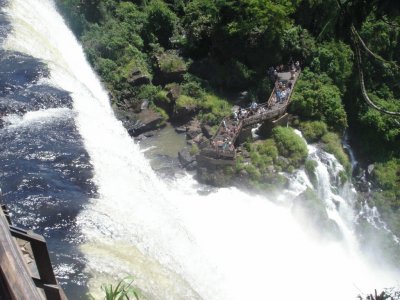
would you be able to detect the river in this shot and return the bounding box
[0,0,399,299]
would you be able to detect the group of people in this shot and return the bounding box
[209,60,301,154]
[233,102,267,121]
[275,80,292,104]
[211,138,235,153]
[267,60,301,82]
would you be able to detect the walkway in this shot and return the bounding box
[202,70,300,160]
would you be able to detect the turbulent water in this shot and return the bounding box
[0,0,399,299]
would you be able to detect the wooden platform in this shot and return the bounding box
[0,204,67,300]
[199,69,300,161]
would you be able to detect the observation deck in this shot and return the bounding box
[198,68,300,162]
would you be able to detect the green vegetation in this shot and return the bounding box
[56,0,400,234]
[290,69,348,132]
[321,132,351,174]
[272,127,308,168]
[89,277,140,300]
[158,52,186,73]
[299,121,328,143]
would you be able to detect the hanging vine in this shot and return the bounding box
[351,25,400,117]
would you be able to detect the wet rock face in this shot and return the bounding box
[186,119,202,140]
[178,147,197,170]
[115,108,165,137]
[201,124,213,139]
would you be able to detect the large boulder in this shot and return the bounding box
[127,68,150,87]
[174,95,198,121]
[115,108,165,137]
[153,51,187,85]
[201,124,214,139]
[178,147,196,169]
[186,119,201,140]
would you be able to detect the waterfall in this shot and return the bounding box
[2,0,399,299]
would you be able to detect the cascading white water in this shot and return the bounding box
[3,0,399,299]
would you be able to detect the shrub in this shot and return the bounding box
[244,164,262,181]
[290,69,348,132]
[272,126,308,168]
[176,95,197,109]
[137,84,161,102]
[300,121,328,143]
[198,93,232,125]
[310,41,353,93]
[158,52,187,73]
[143,0,178,48]
[372,159,400,192]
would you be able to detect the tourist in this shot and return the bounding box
[232,110,238,121]
[295,60,300,71]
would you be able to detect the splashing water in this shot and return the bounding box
[3,0,399,299]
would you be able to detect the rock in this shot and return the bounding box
[186,129,201,140]
[186,119,201,140]
[186,160,198,171]
[135,131,155,141]
[167,84,181,103]
[175,126,187,134]
[174,104,198,121]
[115,108,165,137]
[141,100,149,111]
[201,124,214,139]
[127,69,150,87]
[193,133,203,143]
[178,147,196,168]
[153,51,187,85]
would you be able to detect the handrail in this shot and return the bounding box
[0,205,67,300]
[0,208,43,299]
